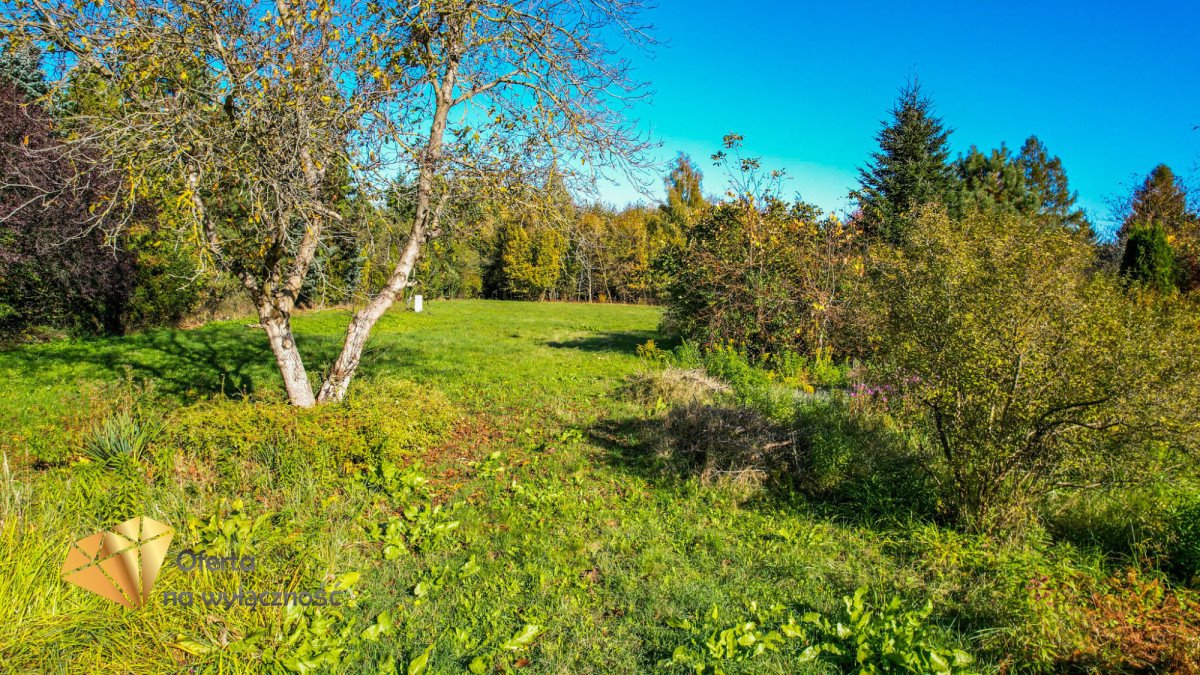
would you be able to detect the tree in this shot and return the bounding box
[493,221,566,300]
[1017,136,1091,235]
[0,80,136,335]
[0,40,46,99]
[1118,165,1195,241]
[867,207,1200,530]
[1116,165,1199,290]
[8,0,651,405]
[664,138,859,357]
[655,152,705,242]
[955,144,1034,214]
[853,81,956,244]
[954,136,1092,236]
[1120,222,1178,293]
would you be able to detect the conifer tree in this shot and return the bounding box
[1118,165,1195,242]
[953,136,1091,236]
[0,42,47,100]
[955,144,1034,214]
[1018,136,1091,236]
[1121,222,1178,293]
[1117,165,1199,289]
[854,81,956,244]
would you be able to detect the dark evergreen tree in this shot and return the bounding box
[854,81,956,244]
[1120,222,1177,293]
[953,136,1091,236]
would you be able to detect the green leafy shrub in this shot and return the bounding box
[799,586,975,673]
[168,378,455,475]
[635,338,670,365]
[866,207,1200,531]
[762,348,850,391]
[700,343,793,420]
[660,156,859,360]
[670,339,704,370]
[1169,496,1200,585]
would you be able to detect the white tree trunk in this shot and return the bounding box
[316,223,423,403]
[314,54,459,404]
[261,311,316,407]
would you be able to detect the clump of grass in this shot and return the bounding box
[623,367,730,410]
[662,402,792,487]
[83,410,160,469]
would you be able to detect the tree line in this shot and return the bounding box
[1,3,1197,420]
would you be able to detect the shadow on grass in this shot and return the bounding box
[588,398,945,530]
[545,330,657,355]
[0,321,356,400]
[588,414,672,478]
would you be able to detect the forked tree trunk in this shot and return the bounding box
[315,227,424,403]
[314,56,459,404]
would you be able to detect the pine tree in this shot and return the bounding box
[854,81,956,244]
[1018,136,1091,236]
[955,144,1034,215]
[953,136,1091,237]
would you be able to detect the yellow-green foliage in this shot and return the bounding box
[495,222,567,300]
[867,207,1200,531]
[168,378,455,472]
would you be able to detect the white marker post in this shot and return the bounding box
[413,294,424,313]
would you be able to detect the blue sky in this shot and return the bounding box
[597,0,1200,238]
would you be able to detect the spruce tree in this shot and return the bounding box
[854,81,956,244]
[0,43,47,100]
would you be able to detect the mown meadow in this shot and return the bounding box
[2,299,1195,673]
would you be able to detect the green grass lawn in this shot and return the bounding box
[0,300,1098,672]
